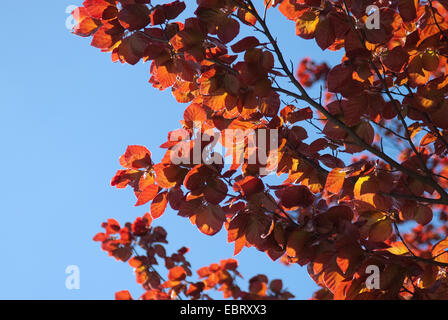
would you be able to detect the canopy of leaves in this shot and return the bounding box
[74,0,448,300]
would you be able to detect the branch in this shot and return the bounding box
[242,1,448,206]
[428,0,448,44]
[340,0,448,204]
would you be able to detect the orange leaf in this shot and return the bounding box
[135,184,160,206]
[168,266,187,281]
[295,10,319,39]
[119,145,152,169]
[115,290,133,300]
[325,168,346,194]
[150,191,168,219]
[203,89,237,111]
[432,237,448,263]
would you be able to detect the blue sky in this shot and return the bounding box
[0,1,343,299]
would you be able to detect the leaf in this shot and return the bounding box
[369,219,393,243]
[167,187,184,210]
[422,51,439,72]
[113,246,133,262]
[204,179,228,204]
[237,8,257,26]
[342,98,363,126]
[118,4,151,31]
[398,0,417,22]
[432,237,448,263]
[183,103,207,125]
[354,176,386,210]
[183,165,207,191]
[220,258,238,270]
[325,168,346,194]
[233,176,264,197]
[115,290,133,300]
[203,89,237,111]
[217,18,240,43]
[326,205,354,222]
[154,163,187,189]
[383,46,409,72]
[119,145,152,169]
[150,191,168,219]
[83,0,115,19]
[73,8,101,37]
[117,32,150,65]
[315,16,335,50]
[135,184,160,206]
[431,101,448,129]
[269,279,283,293]
[386,241,410,255]
[287,107,313,123]
[93,232,107,242]
[91,20,124,50]
[295,10,319,39]
[286,230,311,258]
[190,205,225,236]
[415,205,433,225]
[168,266,187,281]
[162,1,186,20]
[323,270,345,294]
[231,36,260,53]
[326,64,355,94]
[420,133,437,146]
[277,184,315,209]
[336,255,350,274]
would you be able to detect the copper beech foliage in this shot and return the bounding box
[75,0,448,300]
[94,216,294,300]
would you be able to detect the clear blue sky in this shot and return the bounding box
[0,1,342,299]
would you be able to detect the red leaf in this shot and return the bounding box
[287,107,313,123]
[204,179,228,205]
[415,205,433,226]
[162,1,186,20]
[383,46,409,72]
[190,205,225,236]
[218,18,240,43]
[398,0,417,22]
[276,185,315,209]
[326,64,354,93]
[118,4,151,31]
[233,176,264,197]
[315,16,335,50]
[231,36,260,53]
